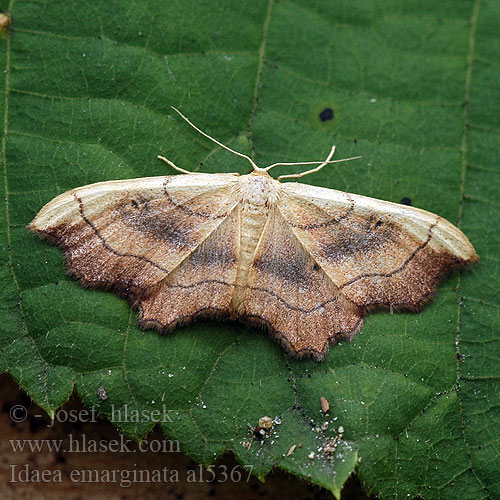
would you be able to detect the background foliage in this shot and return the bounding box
[0,0,498,498]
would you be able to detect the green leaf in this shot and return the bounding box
[1,1,498,498]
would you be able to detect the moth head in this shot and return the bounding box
[239,171,281,206]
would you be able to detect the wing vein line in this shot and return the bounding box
[74,190,240,279]
[285,192,355,229]
[337,218,440,290]
[162,177,233,219]
[75,192,171,274]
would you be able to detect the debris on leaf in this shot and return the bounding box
[287,444,297,456]
[248,423,267,441]
[244,418,274,449]
[97,385,108,401]
[320,396,330,413]
[323,426,345,459]
[242,440,252,450]
[258,416,273,429]
[0,13,10,31]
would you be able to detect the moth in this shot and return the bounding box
[29,108,477,361]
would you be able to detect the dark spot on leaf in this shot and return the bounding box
[400,197,412,206]
[319,108,334,122]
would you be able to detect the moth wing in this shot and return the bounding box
[279,181,477,309]
[138,202,241,330]
[236,207,363,360]
[29,174,241,297]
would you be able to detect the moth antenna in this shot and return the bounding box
[265,145,336,173]
[266,144,361,180]
[276,156,361,180]
[157,155,197,174]
[171,107,262,172]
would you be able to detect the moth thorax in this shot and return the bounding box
[239,173,281,206]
